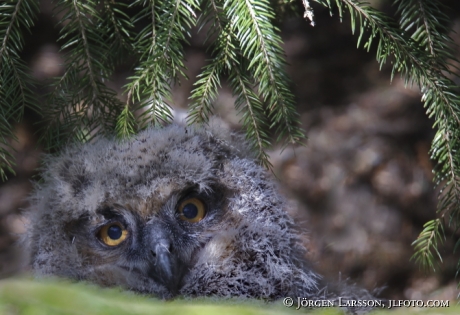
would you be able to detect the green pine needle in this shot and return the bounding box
[0,0,39,180]
[411,219,445,272]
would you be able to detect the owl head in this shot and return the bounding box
[26,124,319,300]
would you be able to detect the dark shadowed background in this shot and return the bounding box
[1,0,459,301]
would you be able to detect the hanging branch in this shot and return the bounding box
[0,0,39,180]
[188,0,272,167]
[313,0,460,272]
[42,0,130,149]
[124,0,200,132]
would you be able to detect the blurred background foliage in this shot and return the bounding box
[1,0,460,310]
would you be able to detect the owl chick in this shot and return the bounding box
[25,124,377,312]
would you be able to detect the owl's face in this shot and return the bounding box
[64,183,228,296]
[27,124,318,300]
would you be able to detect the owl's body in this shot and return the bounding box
[26,124,375,311]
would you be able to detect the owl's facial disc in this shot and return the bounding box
[86,192,216,296]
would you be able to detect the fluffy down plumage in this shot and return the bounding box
[25,123,378,313]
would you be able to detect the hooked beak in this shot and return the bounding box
[147,229,185,295]
[152,241,174,287]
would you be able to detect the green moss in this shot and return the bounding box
[0,278,458,315]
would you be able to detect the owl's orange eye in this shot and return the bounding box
[98,222,128,246]
[178,198,206,223]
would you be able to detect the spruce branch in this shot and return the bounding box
[188,60,222,124]
[411,219,445,271]
[126,0,199,128]
[116,104,137,139]
[188,0,229,125]
[0,0,39,180]
[43,0,124,148]
[229,65,272,168]
[101,0,136,66]
[226,0,305,147]
[395,0,456,74]
[314,0,460,272]
[189,0,273,167]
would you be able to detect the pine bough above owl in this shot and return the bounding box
[25,124,379,313]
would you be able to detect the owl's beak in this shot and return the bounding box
[153,242,173,283]
[149,239,182,294]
